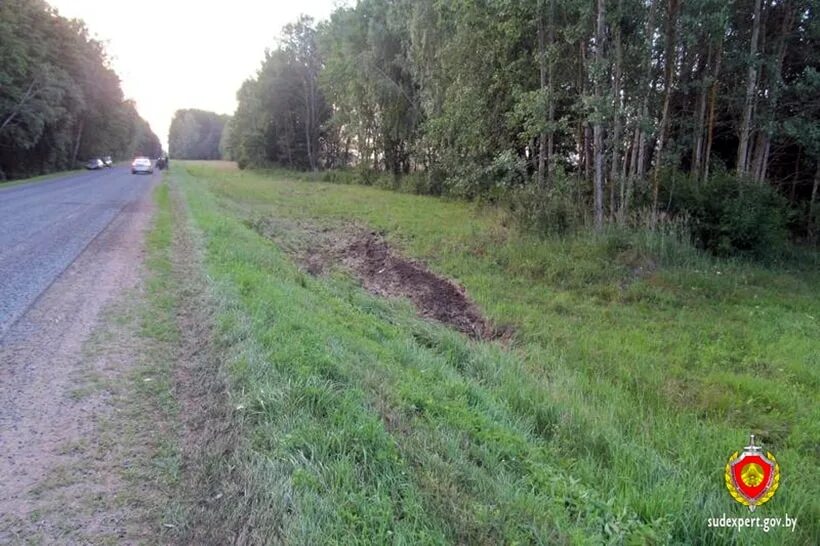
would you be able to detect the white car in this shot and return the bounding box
[131,157,154,174]
[86,158,104,170]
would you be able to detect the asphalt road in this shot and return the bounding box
[0,166,159,340]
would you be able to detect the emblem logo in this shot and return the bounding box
[725,434,780,511]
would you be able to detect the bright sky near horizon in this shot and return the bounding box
[47,1,345,150]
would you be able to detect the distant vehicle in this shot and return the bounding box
[102,156,113,167]
[156,156,167,170]
[131,157,154,174]
[85,158,104,170]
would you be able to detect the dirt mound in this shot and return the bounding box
[337,232,495,339]
[246,217,504,340]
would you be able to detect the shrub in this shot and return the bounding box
[397,172,432,195]
[321,170,357,185]
[356,166,378,186]
[665,174,789,258]
[444,162,488,200]
[506,176,585,236]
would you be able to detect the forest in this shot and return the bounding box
[0,0,161,181]
[168,109,230,160]
[225,0,820,257]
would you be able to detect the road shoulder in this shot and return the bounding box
[0,176,186,542]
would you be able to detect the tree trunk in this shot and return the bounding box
[790,147,801,204]
[809,164,819,244]
[72,117,85,166]
[546,0,555,183]
[635,0,658,183]
[737,0,763,176]
[652,0,679,222]
[752,0,795,183]
[691,43,712,180]
[593,124,604,229]
[622,126,641,223]
[344,135,351,166]
[285,119,294,167]
[703,34,724,182]
[637,126,648,180]
[537,0,547,188]
[303,83,314,171]
[0,80,38,135]
[576,122,585,177]
[609,0,624,221]
[750,131,767,183]
[593,0,607,230]
[578,40,589,180]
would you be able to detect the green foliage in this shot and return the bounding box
[0,0,160,180]
[667,174,790,258]
[506,176,585,236]
[318,1,419,175]
[228,17,329,171]
[218,117,233,160]
[221,0,820,246]
[168,109,229,160]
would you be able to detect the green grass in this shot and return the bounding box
[114,179,184,538]
[168,161,819,544]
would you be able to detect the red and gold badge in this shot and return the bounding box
[725,434,780,511]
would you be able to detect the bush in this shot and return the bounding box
[320,170,357,185]
[444,162,488,200]
[506,177,585,236]
[356,166,378,186]
[396,172,430,195]
[437,150,527,200]
[666,174,789,258]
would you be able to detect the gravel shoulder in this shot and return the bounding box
[0,167,152,338]
[0,176,162,542]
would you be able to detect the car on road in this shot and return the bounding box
[131,157,153,175]
[102,156,113,167]
[86,158,104,170]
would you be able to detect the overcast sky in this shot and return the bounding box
[47,1,345,150]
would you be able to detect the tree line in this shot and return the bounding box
[224,1,819,251]
[168,109,230,160]
[0,0,161,181]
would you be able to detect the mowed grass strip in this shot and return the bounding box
[173,162,819,545]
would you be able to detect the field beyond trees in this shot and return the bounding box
[166,161,818,544]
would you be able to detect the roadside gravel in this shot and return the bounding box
[0,172,159,542]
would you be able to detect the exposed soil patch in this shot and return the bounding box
[339,232,496,339]
[249,217,502,340]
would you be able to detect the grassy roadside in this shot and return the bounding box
[82,178,200,541]
[111,180,185,540]
[0,179,187,543]
[128,176,234,542]
[166,162,818,544]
